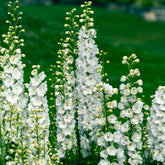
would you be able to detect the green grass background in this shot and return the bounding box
[0,4,165,105]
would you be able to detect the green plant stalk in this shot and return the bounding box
[7,108,13,151]
[20,128,25,165]
[0,123,5,165]
[102,52,109,132]
[35,113,40,161]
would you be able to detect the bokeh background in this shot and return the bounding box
[0,0,165,105]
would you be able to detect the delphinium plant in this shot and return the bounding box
[147,86,165,164]
[75,1,106,161]
[0,0,29,164]
[26,65,51,164]
[0,1,61,164]
[97,51,126,165]
[52,7,79,164]
[118,54,149,165]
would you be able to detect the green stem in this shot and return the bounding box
[102,52,109,132]
[0,123,5,165]
[21,128,24,165]
[35,113,40,160]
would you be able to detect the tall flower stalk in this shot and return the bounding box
[118,54,148,165]
[75,1,105,159]
[0,1,28,163]
[147,86,165,164]
[26,66,50,164]
[53,8,79,162]
[97,51,126,165]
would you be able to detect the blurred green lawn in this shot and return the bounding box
[1,4,165,104]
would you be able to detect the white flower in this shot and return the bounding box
[58,120,67,129]
[127,142,136,151]
[130,116,139,125]
[57,133,65,142]
[132,132,141,143]
[9,54,20,64]
[137,87,143,93]
[6,162,16,165]
[128,158,139,165]
[98,159,110,165]
[88,28,96,37]
[132,100,143,114]
[4,75,14,87]
[117,148,125,159]
[38,71,46,81]
[121,136,130,146]
[153,147,165,162]
[131,87,137,95]
[120,76,127,82]
[6,92,19,104]
[121,122,130,133]
[137,79,143,86]
[80,135,90,150]
[31,69,38,75]
[103,83,114,95]
[107,145,117,156]
[120,84,125,90]
[63,99,73,110]
[111,163,119,165]
[108,114,117,124]
[114,121,121,131]
[31,96,43,106]
[104,132,113,142]
[57,148,66,158]
[100,149,108,159]
[113,131,122,143]
[97,136,105,147]
[36,82,47,96]
[12,83,23,95]
[30,76,42,86]
[11,68,22,80]
[28,86,36,96]
[62,139,73,150]
[38,158,47,165]
[15,48,21,54]
[123,88,130,96]
[63,113,74,123]
[3,64,13,73]
[125,108,133,118]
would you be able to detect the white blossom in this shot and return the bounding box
[147,86,165,163]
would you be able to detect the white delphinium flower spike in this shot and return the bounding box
[97,51,125,165]
[27,66,50,164]
[75,1,105,158]
[147,86,165,163]
[118,54,149,165]
[0,1,28,163]
[53,8,79,160]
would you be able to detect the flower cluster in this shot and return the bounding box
[0,1,28,164]
[97,83,125,165]
[75,2,105,158]
[54,8,79,159]
[1,0,165,165]
[0,0,27,142]
[0,1,55,164]
[147,86,165,163]
[118,54,148,165]
[26,66,50,163]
